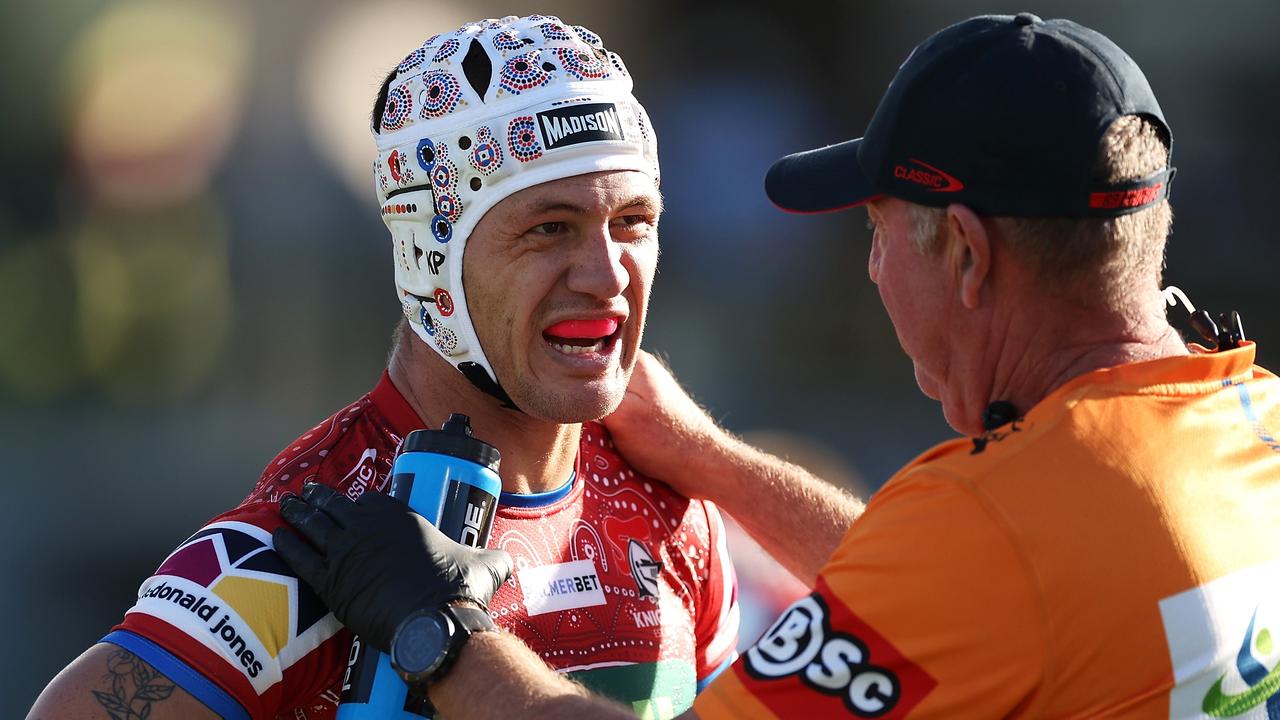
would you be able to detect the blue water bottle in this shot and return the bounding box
[337,413,501,719]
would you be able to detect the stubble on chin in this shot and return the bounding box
[516,380,626,423]
[508,349,631,423]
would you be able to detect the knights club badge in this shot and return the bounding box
[628,539,662,598]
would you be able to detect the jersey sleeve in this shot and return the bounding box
[694,500,740,689]
[693,470,1044,719]
[110,502,347,720]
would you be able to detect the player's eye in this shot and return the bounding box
[611,212,656,239]
[616,215,649,228]
[529,221,566,235]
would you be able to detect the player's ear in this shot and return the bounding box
[945,203,990,310]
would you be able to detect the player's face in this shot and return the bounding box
[464,171,660,422]
[866,198,961,421]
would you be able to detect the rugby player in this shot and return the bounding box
[272,13,1280,719]
[29,15,740,720]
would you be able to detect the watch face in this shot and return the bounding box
[393,612,450,676]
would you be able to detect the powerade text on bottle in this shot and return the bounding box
[336,413,501,719]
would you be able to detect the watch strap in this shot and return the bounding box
[443,602,497,635]
[430,603,496,683]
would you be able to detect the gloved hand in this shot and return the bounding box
[273,483,513,653]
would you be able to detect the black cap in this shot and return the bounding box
[401,413,501,473]
[766,13,1174,217]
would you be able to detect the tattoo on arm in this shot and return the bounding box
[92,649,176,720]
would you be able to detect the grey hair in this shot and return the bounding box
[900,115,1172,307]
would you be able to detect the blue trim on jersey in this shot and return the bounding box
[697,653,737,693]
[101,630,251,720]
[500,471,576,508]
[1234,381,1280,453]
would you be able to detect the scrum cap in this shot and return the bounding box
[374,15,658,403]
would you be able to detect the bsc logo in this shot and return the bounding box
[1201,607,1280,717]
[745,594,900,717]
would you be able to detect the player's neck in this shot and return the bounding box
[388,339,580,496]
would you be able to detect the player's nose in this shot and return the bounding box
[566,225,629,298]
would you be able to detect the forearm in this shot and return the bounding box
[605,351,863,583]
[695,432,864,584]
[429,631,696,720]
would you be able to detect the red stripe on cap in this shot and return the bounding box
[772,193,886,216]
[1089,183,1163,210]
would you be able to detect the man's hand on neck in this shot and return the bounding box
[388,328,582,495]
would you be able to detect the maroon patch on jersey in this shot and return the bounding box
[155,537,222,587]
[738,577,936,718]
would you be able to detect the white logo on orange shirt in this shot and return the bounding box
[746,594,900,716]
[1160,557,1280,718]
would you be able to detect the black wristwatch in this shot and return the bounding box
[389,602,496,686]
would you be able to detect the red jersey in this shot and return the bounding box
[107,372,738,720]
[696,344,1280,718]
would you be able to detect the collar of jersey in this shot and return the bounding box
[500,472,577,508]
[1050,341,1258,401]
[370,370,430,437]
[371,371,584,510]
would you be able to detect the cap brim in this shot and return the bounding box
[765,138,880,214]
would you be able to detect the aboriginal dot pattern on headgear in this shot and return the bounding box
[432,39,462,64]
[372,14,658,234]
[506,116,543,163]
[555,46,611,80]
[397,47,427,74]
[498,51,553,95]
[380,84,413,131]
[378,15,624,135]
[430,143,461,215]
[468,126,504,176]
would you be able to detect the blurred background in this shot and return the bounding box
[4,0,1278,712]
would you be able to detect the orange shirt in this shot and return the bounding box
[696,343,1280,718]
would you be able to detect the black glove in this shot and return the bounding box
[273,483,513,653]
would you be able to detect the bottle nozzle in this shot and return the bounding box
[442,413,474,437]
[399,412,499,472]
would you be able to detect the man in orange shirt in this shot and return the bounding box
[268,13,1280,719]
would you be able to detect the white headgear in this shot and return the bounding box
[373,15,659,403]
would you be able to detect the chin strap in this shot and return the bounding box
[457,362,519,411]
[1162,286,1245,351]
[407,292,523,412]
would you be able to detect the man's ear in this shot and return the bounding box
[945,204,990,310]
